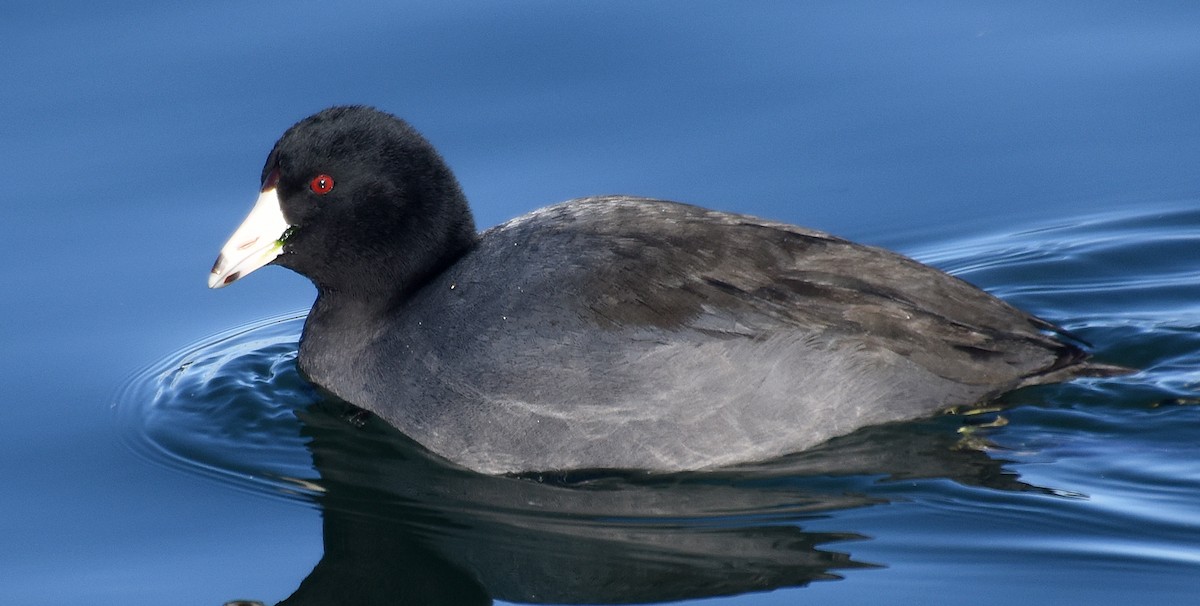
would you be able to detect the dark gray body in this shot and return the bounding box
[296,197,1094,475]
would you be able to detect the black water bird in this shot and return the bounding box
[209,105,1125,474]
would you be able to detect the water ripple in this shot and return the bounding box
[114,311,320,504]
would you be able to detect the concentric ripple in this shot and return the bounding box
[114,311,322,503]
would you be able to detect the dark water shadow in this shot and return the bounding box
[267,398,1040,605]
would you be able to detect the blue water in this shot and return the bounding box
[5,2,1199,604]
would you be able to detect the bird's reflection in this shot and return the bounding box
[269,400,1036,605]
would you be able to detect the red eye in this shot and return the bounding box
[310,174,334,195]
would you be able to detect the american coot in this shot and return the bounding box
[209,106,1124,475]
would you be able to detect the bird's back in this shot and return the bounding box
[304,197,1112,474]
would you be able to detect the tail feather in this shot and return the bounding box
[1017,345,1134,389]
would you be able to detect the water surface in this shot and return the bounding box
[4,2,1199,604]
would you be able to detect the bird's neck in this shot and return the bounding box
[306,198,479,309]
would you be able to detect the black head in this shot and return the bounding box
[210,106,477,302]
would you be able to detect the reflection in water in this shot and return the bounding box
[281,402,869,605]
[273,399,1035,605]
